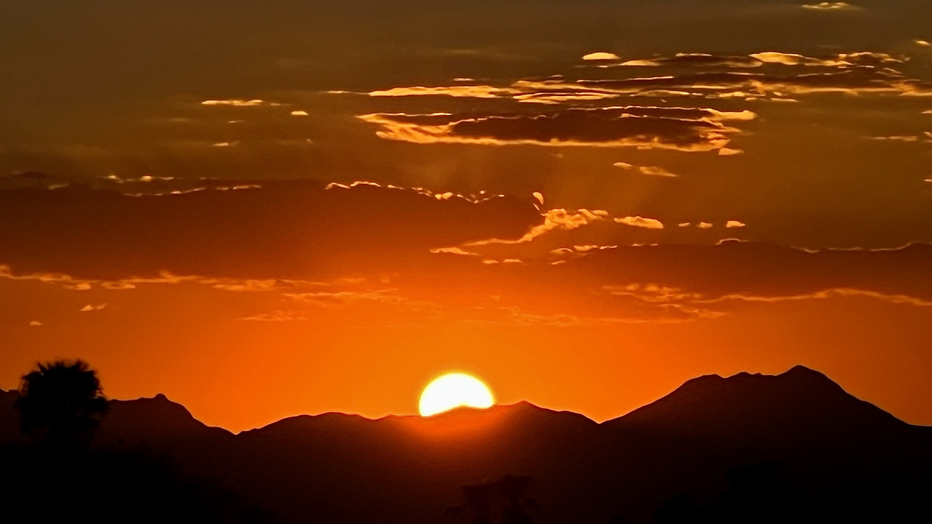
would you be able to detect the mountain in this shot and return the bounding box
[1,366,930,523]
[611,365,908,439]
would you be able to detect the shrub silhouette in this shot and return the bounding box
[448,475,537,524]
[16,359,109,449]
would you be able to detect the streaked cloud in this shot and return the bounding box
[241,310,309,322]
[801,2,857,10]
[365,85,519,98]
[620,53,762,69]
[614,216,665,230]
[430,247,479,256]
[201,99,267,107]
[614,162,680,178]
[750,52,846,67]
[867,135,922,142]
[358,107,747,152]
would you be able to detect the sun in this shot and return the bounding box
[418,373,495,417]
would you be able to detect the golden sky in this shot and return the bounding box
[2,0,932,432]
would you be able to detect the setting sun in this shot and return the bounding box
[418,373,495,417]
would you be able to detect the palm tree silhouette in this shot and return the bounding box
[15,359,109,449]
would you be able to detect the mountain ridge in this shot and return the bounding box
[2,366,930,523]
[1,366,928,437]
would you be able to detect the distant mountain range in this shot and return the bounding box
[2,366,930,523]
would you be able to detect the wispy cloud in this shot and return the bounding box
[801,2,857,11]
[201,99,267,107]
[614,162,680,178]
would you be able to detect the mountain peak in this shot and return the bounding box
[783,364,831,380]
[608,366,906,447]
[95,393,233,445]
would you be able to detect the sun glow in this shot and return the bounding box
[418,373,495,417]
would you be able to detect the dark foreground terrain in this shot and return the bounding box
[2,366,930,523]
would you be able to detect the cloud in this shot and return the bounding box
[363,85,519,98]
[468,208,609,245]
[421,242,932,323]
[640,166,680,178]
[726,220,747,228]
[0,180,542,281]
[7,185,932,324]
[801,2,857,10]
[574,68,915,98]
[614,216,665,230]
[336,53,922,117]
[749,52,846,67]
[620,53,762,69]
[290,110,309,116]
[583,52,620,61]
[613,162,680,178]
[29,321,42,327]
[514,90,621,104]
[430,247,479,256]
[358,107,747,152]
[718,147,744,156]
[286,289,411,309]
[201,99,267,107]
[566,242,932,315]
[79,304,107,312]
[242,310,308,322]
[607,50,901,71]
[867,135,922,142]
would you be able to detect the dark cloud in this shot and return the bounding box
[3,178,931,324]
[392,241,932,323]
[552,241,932,307]
[0,180,541,280]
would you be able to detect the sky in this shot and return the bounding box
[2,0,932,432]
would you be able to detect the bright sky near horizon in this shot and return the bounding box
[2,0,932,432]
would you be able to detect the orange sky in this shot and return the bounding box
[3,271,932,432]
[2,0,932,432]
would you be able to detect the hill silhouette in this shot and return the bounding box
[1,366,929,523]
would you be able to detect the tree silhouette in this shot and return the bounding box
[15,359,109,449]
[449,475,537,524]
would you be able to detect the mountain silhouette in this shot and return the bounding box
[1,366,929,523]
